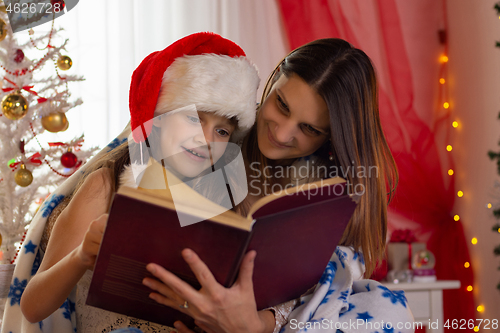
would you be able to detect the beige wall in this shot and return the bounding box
[447,0,500,322]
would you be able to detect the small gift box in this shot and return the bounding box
[387,229,426,272]
[0,263,15,298]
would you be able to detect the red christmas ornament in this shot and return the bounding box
[14,49,24,63]
[51,0,65,10]
[61,151,77,168]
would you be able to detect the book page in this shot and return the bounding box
[118,152,254,228]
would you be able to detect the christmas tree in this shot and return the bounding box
[487,118,500,291]
[0,7,96,264]
[489,2,500,291]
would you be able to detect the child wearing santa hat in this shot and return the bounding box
[5,32,261,333]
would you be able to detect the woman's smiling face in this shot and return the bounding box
[159,109,235,178]
[257,74,330,161]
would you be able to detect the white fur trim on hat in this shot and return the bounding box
[119,163,140,189]
[155,54,260,142]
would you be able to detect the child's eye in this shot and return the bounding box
[216,129,230,137]
[187,115,200,123]
[301,124,322,136]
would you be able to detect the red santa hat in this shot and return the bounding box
[129,32,259,142]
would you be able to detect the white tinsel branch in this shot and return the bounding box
[18,27,66,49]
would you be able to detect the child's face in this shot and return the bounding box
[159,110,236,178]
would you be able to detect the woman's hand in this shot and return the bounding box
[142,249,275,333]
[75,213,108,270]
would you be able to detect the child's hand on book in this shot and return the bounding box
[142,249,275,333]
[76,214,108,270]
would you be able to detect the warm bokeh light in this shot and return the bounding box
[467,285,473,292]
[439,78,445,84]
[452,121,458,128]
[487,203,492,208]
[448,169,454,175]
[440,55,449,63]
[447,145,453,151]
[471,237,478,245]
[477,305,485,312]
[464,262,470,268]
[457,191,464,197]
[454,215,460,221]
[497,228,500,233]
[444,102,450,109]
[474,326,479,332]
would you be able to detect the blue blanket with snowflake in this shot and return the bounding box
[1,126,130,333]
[281,247,415,333]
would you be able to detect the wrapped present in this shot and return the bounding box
[0,263,15,297]
[387,229,426,271]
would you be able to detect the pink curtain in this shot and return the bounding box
[276,0,475,330]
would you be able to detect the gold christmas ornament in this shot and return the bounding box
[1,92,29,120]
[60,118,69,132]
[0,18,7,42]
[15,164,33,187]
[57,55,72,71]
[41,112,68,132]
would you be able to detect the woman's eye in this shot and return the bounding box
[187,115,200,123]
[216,129,230,137]
[301,124,321,136]
[276,95,289,113]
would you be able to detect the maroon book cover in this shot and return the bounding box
[86,179,356,328]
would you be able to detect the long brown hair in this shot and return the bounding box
[72,141,131,199]
[242,38,398,277]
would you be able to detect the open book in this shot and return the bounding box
[86,165,357,328]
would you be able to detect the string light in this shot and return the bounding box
[487,203,492,208]
[437,38,483,315]
[474,326,479,332]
